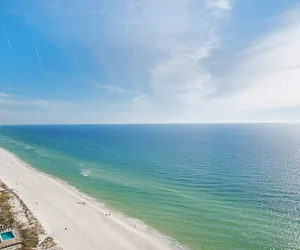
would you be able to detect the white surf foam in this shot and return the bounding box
[80,169,91,177]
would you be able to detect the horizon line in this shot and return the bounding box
[1,121,300,126]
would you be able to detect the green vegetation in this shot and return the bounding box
[0,185,15,228]
[20,227,39,249]
[0,182,39,250]
[39,237,57,249]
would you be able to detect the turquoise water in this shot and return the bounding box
[0,124,300,249]
[1,231,15,241]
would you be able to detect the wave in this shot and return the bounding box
[80,169,91,177]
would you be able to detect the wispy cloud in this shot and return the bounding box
[30,99,76,110]
[135,0,232,117]
[0,92,76,111]
[94,83,139,94]
[22,0,231,100]
[133,94,149,101]
[205,0,232,11]
[93,82,149,103]
[0,91,80,124]
[208,4,300,114]
[5,0,300,124]
[0,92,11,98]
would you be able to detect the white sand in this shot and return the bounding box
[0,147,183,250]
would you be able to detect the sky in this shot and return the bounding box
[0,0,300,124]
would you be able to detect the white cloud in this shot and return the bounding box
[138,2,300,123]
[43,0,230,121]
[30,99,76,110]
[0,92,76,111]
[22,0,230,99]
[0,92,83,124]
[208,7,300,115]
[93,82,149,104]
[10,0,300,124]
[0,92,10,98]
[94,82,139,94]
[205,0,232,10]
[0,96,22,106]
[133,94,149,101]
[149,46,215,107]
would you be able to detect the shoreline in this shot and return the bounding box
[0,147,185,250]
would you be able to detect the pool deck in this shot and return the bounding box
[0,229,22,250]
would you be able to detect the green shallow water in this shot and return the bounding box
[1,124,300,249]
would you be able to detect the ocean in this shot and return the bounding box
[0,124,299,249]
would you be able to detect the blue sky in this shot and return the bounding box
[1,0,300,124]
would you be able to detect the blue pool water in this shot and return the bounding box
[1,231,15,241]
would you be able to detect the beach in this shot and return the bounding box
[0,147,182,250]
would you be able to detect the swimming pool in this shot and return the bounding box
[0,231,15,241]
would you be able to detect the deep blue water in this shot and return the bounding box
[0,124,300,249]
